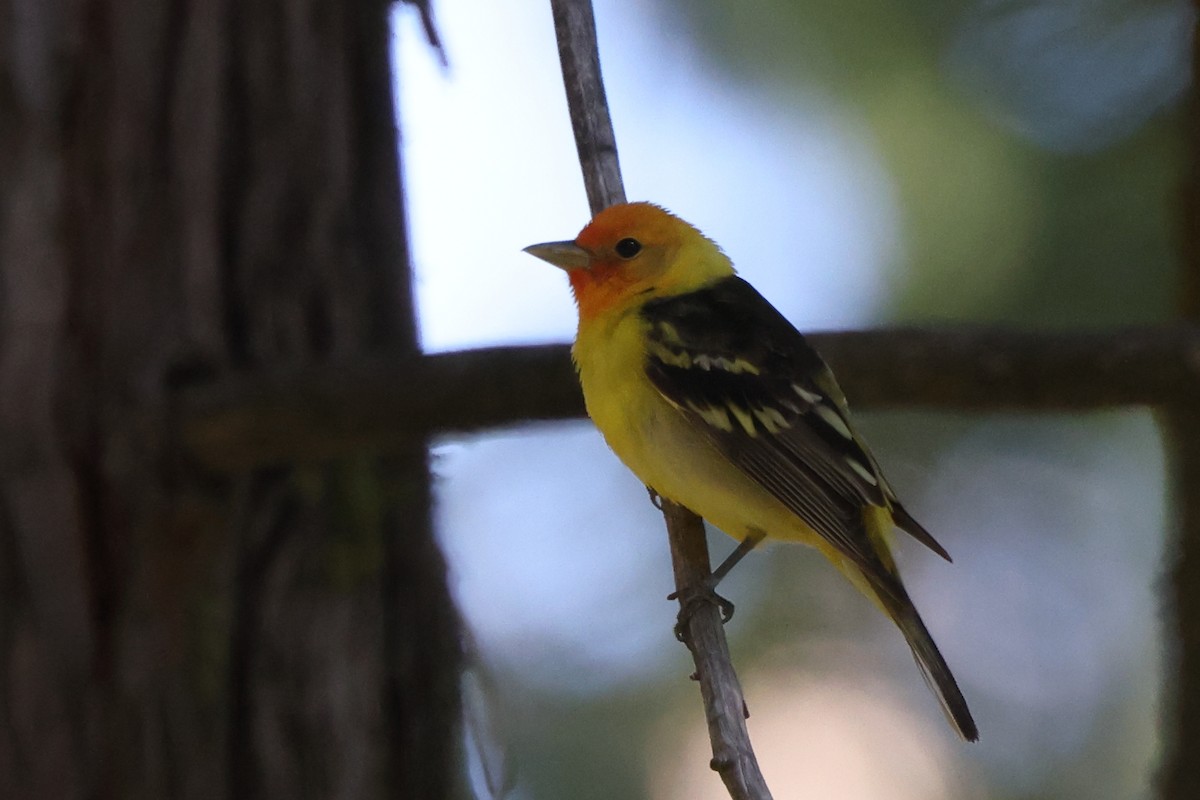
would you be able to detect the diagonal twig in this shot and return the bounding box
[550,0,626,215]
[549,0,772,797]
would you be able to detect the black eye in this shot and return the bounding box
[615,238,642,259]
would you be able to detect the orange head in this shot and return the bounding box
[524,202,734,322]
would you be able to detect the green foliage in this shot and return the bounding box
[668,0,1185,325]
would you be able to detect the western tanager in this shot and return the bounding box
[524,202,978,742]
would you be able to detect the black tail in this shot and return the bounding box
[892,502,952,562]
[872,574,979,741]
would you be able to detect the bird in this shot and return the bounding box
[523,201,978,742]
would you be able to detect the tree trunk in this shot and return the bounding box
[0,1,459,797]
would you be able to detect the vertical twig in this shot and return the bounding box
[548,1,772,798]
[549,0,626,215]
[1161,8,1200,798]
[663,502,776,799]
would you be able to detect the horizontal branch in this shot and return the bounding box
[815,323,1200,409]
[178,323,1200,471]
[178,343,582,471]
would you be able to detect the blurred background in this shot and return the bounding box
[392,0,1189,797]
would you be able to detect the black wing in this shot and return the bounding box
[640,276,949,570]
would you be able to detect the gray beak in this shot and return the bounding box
[522,240,591,271]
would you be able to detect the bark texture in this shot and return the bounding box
[0,1,459,798]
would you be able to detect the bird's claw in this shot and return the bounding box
[669,582,735,642]
[646,486,663,510]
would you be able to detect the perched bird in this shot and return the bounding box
[524,202,978,742]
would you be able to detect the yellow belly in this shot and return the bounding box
[573,310,820,548]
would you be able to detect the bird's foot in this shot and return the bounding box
[646,486,663,510]
[669,579,735,643]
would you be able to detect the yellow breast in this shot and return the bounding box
[572,309,816,547]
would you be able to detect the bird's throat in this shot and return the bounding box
[569,263,642,323]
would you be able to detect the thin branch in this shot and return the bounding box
[400,0,448,66]
[178,325,1200,471]
[549,0,625,214]
[664,501,776,799]
[549,0,769,797]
